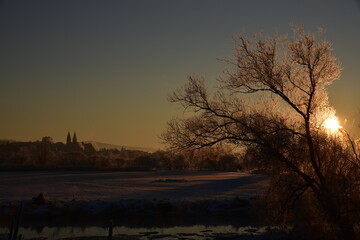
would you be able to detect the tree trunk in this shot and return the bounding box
[320,194,355,240]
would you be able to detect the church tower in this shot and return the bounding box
[73,132,78,143]
[66,132,71,145]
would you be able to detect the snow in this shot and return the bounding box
[0,170,268,202]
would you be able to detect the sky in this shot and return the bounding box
[0,0,359,149]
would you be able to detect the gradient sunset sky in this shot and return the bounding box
[0,0,359,149]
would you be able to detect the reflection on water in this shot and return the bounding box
[0,225,267,239]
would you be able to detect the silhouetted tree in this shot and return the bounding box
[163,26,359,239]
[41,136,53,143]
[38,140,52,165]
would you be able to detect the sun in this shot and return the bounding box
[323,115,342,133]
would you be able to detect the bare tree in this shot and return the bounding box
[163,26,360,239]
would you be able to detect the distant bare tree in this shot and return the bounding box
[163,26,360,239]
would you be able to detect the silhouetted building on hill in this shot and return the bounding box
[73,132,77,143]
[66,132,78,145]
[64,132,96,153]
[66,132,71,145]
[65,131,82,151]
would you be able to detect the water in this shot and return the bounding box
[0,225,267,239]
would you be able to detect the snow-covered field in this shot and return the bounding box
[0,171,268,201]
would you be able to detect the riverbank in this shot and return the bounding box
[1,193,253,225]
[0,195,291,240]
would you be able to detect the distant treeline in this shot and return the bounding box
[0,139,244,171]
